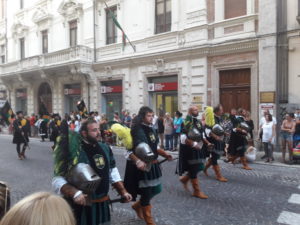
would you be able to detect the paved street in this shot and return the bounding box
[0,134,300,225]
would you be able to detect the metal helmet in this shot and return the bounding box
[239,122,250,133]
[66,163,101,194]
[135,142,156,163]
[212,124,225,136]
[188,127,202,142]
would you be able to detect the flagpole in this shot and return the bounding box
[103,1,136,52]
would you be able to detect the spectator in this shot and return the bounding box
[123,111,132,128]
[281,113,296,163]
[294,108,300,119]
[157,114,165,148]
[245,111,254,146]
[260,114,275,163]
[29,113,36,137]
[113,112,121,123]
[164,112,174,151]
[0,192,75,225]
[173,111,183,151]
[0,181,10,220]
[293,117,300,147]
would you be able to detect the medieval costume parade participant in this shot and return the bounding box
[177,105,208,199]
[227,108,252,170]
[39,116,49,142]
[49,114,61,150]
[12,111,30,160]
[52,119,132,225]
[203,105,228,182]
[124,106,172,225]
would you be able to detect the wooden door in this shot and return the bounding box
[219,69,250,113]
[38,82,52,114]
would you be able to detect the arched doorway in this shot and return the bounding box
[38,82,52,114]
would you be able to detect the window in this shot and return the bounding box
[155,0,171,34]
[69,20,77,47]
[0,0,6,19]
[20,38,25,59]
[20,0,23,9]
[224,0,247,19]
[41,30,48,54]
[106,6,117,45]
[0,44,5,64]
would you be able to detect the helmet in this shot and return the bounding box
[188,127,202,142]
[66,163,101,194]
[212,124,225,136]
[239,122,250,132]
[135,142,156,163]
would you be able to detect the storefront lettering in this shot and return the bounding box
[101,86,122,93]
[64,88,81,95]
[148,82,178,92]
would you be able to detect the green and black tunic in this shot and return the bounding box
[177,115,206,177]
[54,132,117,225]
[124,124,162,204]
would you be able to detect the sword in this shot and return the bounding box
[158,157,178,165]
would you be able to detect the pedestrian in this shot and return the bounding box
[203,105,228,182]
[280,113,296,163]
[52,119,132,225]
[39,116,49,142]
[245,111,254,146]
[178,105,208,199]
[293,117,300,147]
[123,111,132,128]
[49,114,61,150]
[163,112,174,151]
[157,114,164,148]
[0,192,75,225]
[29,113,36,137]
[12,111,30,160]
[124,106,172,224]
[260,114,275,163]
[113,112,121,123]
[227,108,252,170]
[173,110,183,151]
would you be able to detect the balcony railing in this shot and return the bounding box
[0,45,94,75]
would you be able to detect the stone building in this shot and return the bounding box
[0,0,262,123]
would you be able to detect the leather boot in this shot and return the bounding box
[241,156,252,170]
[227,155,238,164]
[212,165,228,182]
[191,178,208,199]
[179,175,190,192]
[132,200,144,219]
[203,158,212,176]
[142,205,156,225]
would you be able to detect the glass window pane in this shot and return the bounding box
[156,2,164,15]
[166,0,171,12]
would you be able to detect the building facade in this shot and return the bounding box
[0,0,261,123]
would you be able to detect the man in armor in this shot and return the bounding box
[227,108,252,170]
[177,105,208,199]
[12,111,30,160]
[52,119,132,225]
[49,114,61,150]
[124,106,172,225]
[203,105,228,182]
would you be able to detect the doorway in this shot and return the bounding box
[155,92,178,117]
[219,68,250,113]
[38,82,52,113]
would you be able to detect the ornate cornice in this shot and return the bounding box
[32,7,53,24]
[11,22,29,39]
[58,0,83,22]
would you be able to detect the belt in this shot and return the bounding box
[91,195,109,203]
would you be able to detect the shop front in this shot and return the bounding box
[64,83,81,114]
[148,76,178,117]
[101,80,122,121]
[16,88,27,115]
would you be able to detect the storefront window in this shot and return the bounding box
[148,75,178,117]
[16,88,27,115]
[64,84,81,114]
[101,80,122,121]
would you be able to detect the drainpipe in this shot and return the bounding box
[93,0,97,62]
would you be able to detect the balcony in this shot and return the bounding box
[0,45,94,76]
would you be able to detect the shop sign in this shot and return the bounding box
[260,92,275,103]
[16,91,27,98]
[101,85,122,93]
[148,82,178,92]
[64,88,81,95]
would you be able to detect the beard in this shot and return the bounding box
[86,134,100,144]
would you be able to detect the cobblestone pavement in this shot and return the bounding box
[0,134,300,225]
